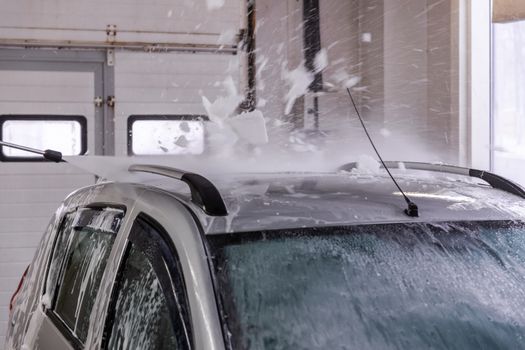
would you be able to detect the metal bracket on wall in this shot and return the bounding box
[107,49,115,66]
[94,96,104,107]
[106,96,115,108]
[106,24,117,42]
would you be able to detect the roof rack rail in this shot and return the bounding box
[339,161,525,200]
[129,164,228,217]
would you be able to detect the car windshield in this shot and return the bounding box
[208,221,525,350]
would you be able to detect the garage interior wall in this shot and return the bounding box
[256,0,469,165]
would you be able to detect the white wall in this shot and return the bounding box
[469,0,491,170]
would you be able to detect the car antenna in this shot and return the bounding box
[345,88,419,217]
[0,140,63,162]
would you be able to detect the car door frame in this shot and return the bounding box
[36,204,128,350]
[6,183,137,350]
[84,186,226,350]
[102,213,193,349]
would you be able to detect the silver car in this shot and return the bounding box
[6,162,525,350]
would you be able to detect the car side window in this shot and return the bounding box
[45,212,77,300]
[107,244,178,349]
[47,207,124,346]
[104,215,192,350]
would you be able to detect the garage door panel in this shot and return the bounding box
[0,305,13,327]
[0,189,76,204]
[0,295,9,310]
[0,174,93,190]
[0,70,97,155]
[0,263,31,279]
[0,86,93,103]
[0,61,99,348]
[0,72,95,88]
[0,0,241,45]
[0,218,52,234]
[0,4,244,347]
[0,233,44,248]
[0,102,94,114]
[1,3,240,29]
[0,204,64,219]
[0,70,94,102]
[117,73,239,88]
[1,1,239,21]
[0,29,230,47]
[116,103,208,116]
[0,162,89,175]
[0,248,39,263]
[118,87,236,103]
[0,295,11,313]
[114,51,240,155]
[117,58,240,76]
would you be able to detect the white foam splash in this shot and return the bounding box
[314,48,329,73]
[283,62,314,115]
[206,0,224,10]
[353,155,381,175]
[380,128,392,137]
[332,69,362,89]
[218,29,236,44]
[227,110,269,145]
[201,76,244,125]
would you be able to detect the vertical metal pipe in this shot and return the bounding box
[240,0,257,111]
[303,0,323,92]
[303,0,322,129]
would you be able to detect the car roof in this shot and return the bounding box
[108,170,525,235]
[196,171,525,234]
[64,157,525,235]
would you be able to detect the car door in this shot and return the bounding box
[34,206,125,350]
[101,214,193,350]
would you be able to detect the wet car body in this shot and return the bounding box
[5,163,525,350]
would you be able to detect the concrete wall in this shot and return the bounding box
[383,0,463,163]
[254,0,464,162]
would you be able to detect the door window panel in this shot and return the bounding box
[44,212,78,307]
[0,115,87,160]
[127,115,206,156]
[51,207,124,343]
[105,215,191,350]
[107,244,178,349]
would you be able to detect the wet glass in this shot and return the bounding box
[210,221,525,350]
[107,244,177,350]
[130,119,205,155]
[53,208,123,343]
[2,119,83,157]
